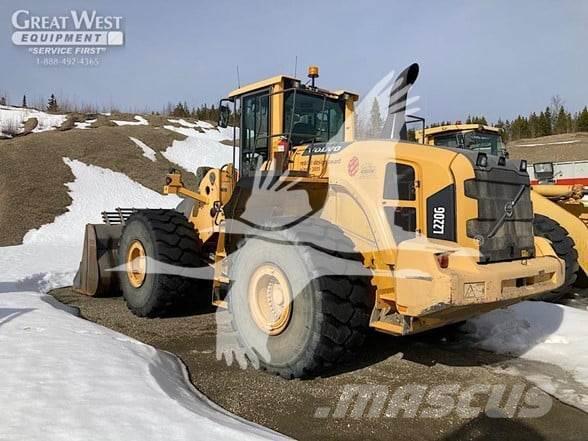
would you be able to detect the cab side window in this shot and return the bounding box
[383,163,416,201]
[241,91,270,176]
[383,162,418,244]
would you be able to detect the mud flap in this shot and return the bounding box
[73,224,124,296]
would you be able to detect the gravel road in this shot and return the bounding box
[51,287,588,441]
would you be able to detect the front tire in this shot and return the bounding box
[119,209,204,317]
[227,218,374,379]
[533,214,580,302]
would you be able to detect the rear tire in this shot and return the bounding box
[532,214,579,302]
[119,209,204,317]
[227,218,374,379]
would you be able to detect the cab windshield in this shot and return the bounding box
[283,91,345,146]
[433,131,505,156]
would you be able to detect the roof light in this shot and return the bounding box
[308,65,319,88]
[308,65,319,78]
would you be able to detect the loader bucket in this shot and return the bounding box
[73,224,124,296]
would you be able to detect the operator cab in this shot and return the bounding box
[416,124,507,157]
[218,67,358,177]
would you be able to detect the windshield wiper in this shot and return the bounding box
[486,184,527,239]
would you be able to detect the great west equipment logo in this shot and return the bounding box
[11,10,124,66]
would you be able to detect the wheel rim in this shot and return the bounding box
[248,264,292,335]
[126,240,147,288]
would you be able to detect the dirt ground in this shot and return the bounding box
[51,287,588,441]
[0,125,194,246]
[507,132,588,163]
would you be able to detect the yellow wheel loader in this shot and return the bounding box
[74,64,565,378]
[417,124,588,301]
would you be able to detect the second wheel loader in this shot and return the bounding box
[74,64,565,378]
[417,124,588,301]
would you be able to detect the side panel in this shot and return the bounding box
[426,184,456,241]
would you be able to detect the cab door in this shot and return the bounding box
[382,161,421,246]
[240,89,270,177]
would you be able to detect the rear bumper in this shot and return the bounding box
[445,254,564,307]
[372,253,564,335]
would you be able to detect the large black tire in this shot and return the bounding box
[227,218,374,379]
[119,209,204,317]
[533,214,580,302]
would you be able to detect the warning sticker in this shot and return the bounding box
[464,282,485,300]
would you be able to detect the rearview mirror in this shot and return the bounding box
[218,105,230,128]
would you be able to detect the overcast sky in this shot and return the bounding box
[1,0,587,123]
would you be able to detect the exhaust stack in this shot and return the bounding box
[380,63,420,140]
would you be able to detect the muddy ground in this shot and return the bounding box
[51,287,588,441]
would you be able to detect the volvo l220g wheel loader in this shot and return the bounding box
[417,123,587,301]
[74,64,565,378]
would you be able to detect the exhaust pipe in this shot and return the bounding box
[380,63,420,140]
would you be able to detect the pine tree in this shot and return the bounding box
[554,107,568,134]
[576,106,588,132]
[47,94,58,112]
[528,112,539,138]
[502,119,511,142]
[543,107,552,136]
[210,104,218,122]
[469,115,488,125]
[566,111,573,133]
[172,101,189,117]
[511,115,530,140]
[22,95,27,108]
[0,96,6,106]
[369,98,382,138]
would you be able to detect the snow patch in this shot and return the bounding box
[74,119,96,130]
[0,292,282,440]
[517,140,580,147]
[23,158,179,246]
[0,105,66,135]
[112,115,149,126]
[0,158,180,291]
[463,301,588,412]
[167,118,215,130]
[0,157,282,439]
[162,125,237,173]
[129,136,157,161]
[168,118,197,128]
[197,120,215,129]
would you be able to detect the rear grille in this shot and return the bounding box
[102,208,137,225]
[465,166,535,263]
